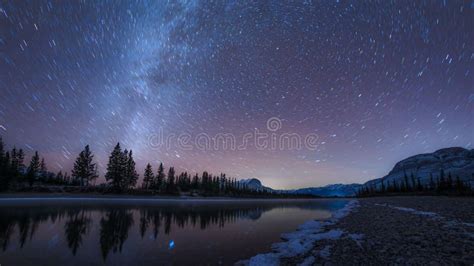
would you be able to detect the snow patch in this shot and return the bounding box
[462,222,474,227]
[318,245,332,259]
[330,200,359,221]
[391,206,439,218]
[375,203,440,218]
[245,253,280,266]
[240,200,359,266]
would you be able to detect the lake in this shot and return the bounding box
[0,197,348,265]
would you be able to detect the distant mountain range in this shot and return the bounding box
[238,178,361,197]
[363,147,474,189]
[290,184,362,197]
[241,147,474,197]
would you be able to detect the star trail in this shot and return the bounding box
[1,1,473,189]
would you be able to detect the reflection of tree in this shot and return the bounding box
[151,210,161,239]
[139,209,149,239]
[0,199,344,256]
[17,215,31,248]
[0,207,64,249]
[64,210,92,255]
[99,209,134,260]
[0,217,15,251]
[136,206,267,237]
[18,213,42,248]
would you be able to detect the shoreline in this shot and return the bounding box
[240,199,358,265]
[0,192,351,200]
[274,196,474,265]
[0,193,351,206]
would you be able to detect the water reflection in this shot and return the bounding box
[0,199,346,264]
[100,209,133,259]
[65,210,92,255]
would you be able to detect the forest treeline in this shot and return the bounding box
[357,170,474,197]
[0,137,306,197]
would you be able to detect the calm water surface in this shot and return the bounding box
[0,198,348,265]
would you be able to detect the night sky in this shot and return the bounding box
[1,1,473,189]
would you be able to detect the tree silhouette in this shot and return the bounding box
[167,167,175,193]
[105,143,126,192]
[39,158,47,181]
[154,163,165,191]
[72,145,98,186]
[0,137,10,190]
[142,163,154,189]
[124,150,138,189]
[27,151,41,187]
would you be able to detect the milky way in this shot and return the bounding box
[1,1,473,189]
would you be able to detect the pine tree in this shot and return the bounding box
[4,152,11,176]
[72,145,99,186]
[429,173,435,191]
[167,167,175,192]
[10,147,17,174]
[393,180,399,192]
[447,172,453,190]
[403,172,409,192]
[439,169,446,190]
[40,158,47,182]
[27,151,41,187]
[0,137,8,190]
[153,163,164,191]
[202,171,209,192]
[105,143,125,192]
[410,173,416,192]
[455,176,464,194]
[0,137,4,166]
[8,148,25,183]
[416,178,423,191]
[142,163,154,189]
[56,171,64,185]
[64,172,71,185]
[17,149,25,178]
[124,150,138,189]
[191,173,199,190]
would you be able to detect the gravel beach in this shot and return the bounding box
[284,196,474,265]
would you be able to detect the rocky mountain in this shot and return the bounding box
[239,147,474,197]
[364,147,474,189]
[238,178,273,192]
[291,183,362,197]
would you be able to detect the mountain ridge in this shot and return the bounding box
[242,147,474,197]
[363,147,474,189]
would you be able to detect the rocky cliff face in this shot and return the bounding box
[238,178,273,192]
[365,147,474,188]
